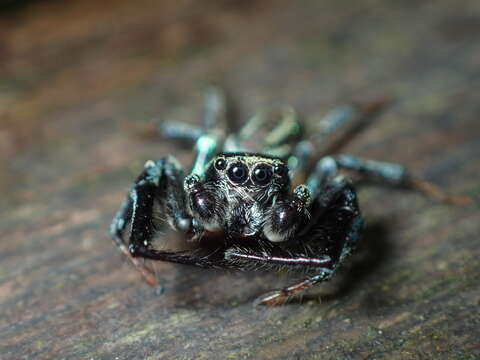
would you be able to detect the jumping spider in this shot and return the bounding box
[111,88,469,306]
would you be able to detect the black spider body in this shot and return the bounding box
[110,88,421,305]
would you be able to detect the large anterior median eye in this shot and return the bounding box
[251,163,273,186]
[227,161,249,184]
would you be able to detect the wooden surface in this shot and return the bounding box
[1,1,479,359]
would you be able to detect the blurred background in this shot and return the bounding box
[1,1,479,359]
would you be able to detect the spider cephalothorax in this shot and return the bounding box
[111,88,468,305]
[185,153,300,240]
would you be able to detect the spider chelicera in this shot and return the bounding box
[110,88,470,306]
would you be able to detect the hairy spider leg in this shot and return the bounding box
[253,177,363,306]
[108,187,161,283]
[110,157,195,283]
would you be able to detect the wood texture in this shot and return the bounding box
[1,1,479,359]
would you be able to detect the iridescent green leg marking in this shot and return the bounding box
[189,87,227,177]
[190,135,219,177]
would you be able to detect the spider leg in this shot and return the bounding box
[289,104,358,178]
[201,86,227,131]
[234,177,363,306]
[225,241,335,306]
[130,248,227,268]
[156,86,227,145]
[188,87,227,176]
[110,157,192,284]
[308,155,471,204]
[224,241,332,272]
[333,154,410,185]
[224,106,302,158]
[109,187,161,284]
[289,99,388,179]
[253,273,331,307]
[159,121,202,142]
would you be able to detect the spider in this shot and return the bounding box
[110,88,470,306]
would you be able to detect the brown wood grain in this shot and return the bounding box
[1,0,479,359]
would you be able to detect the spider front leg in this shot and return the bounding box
[262,178,362,306]
[110,156,192,284]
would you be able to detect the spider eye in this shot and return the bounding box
[227,162,249,184]
[251,164,273,186]
[214,158,226,170]
[273,162,288,177]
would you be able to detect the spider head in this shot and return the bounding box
[184,153,290,235]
